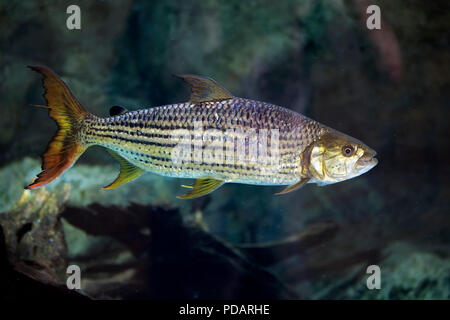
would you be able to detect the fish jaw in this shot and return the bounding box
[356,148,378,175]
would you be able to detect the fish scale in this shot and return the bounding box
[81,98,326,185]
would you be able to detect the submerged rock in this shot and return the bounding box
[346,242,450,300]
[0,184,70,286]
[295,242,450,300]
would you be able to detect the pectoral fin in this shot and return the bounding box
[104,150,145,189]
[177,178,225,199]
[175,74,233,103]
[275,177,310,195]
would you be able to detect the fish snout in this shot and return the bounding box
[357,147,378,167]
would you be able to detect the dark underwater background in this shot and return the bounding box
[0,0,449,299]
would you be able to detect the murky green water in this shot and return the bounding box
[0,0,448,300]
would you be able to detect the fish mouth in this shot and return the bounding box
[356,149,378,168]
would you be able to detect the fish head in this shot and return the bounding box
[308,130,378,185]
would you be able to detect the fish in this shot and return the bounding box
[25,65,378,199]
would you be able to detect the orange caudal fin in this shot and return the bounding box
[26,65,90,190]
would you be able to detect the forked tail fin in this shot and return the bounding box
[26,65,90,189]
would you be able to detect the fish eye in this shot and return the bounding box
[342,144,355,157]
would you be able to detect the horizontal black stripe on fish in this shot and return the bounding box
[90,125,292,153]
[89,131,176,148]
[89,130,287,158]
[94,115,289,134]
[89,124,285,140]
[97,136,289,169]
[107,147,295,179]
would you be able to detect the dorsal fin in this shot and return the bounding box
[109,105,128,116]
[175,74,233,103]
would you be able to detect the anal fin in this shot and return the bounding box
[104,150,145,189]
[275,177,310,195]
[177,178,224,199]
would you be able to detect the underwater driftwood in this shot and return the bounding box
[0,187,299,299]
[236,221,338,266]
